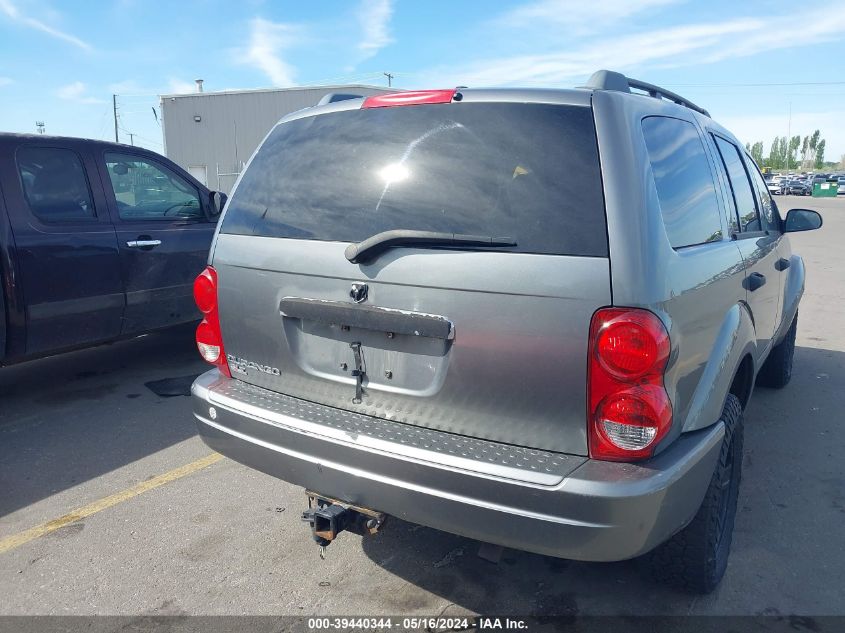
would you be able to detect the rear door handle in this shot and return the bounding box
[775,258,791,271]
[746,272,766,292]
[126,239,162,248]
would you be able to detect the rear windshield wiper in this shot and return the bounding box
[345,230,517,264]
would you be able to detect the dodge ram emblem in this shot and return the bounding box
[350,283,368,304]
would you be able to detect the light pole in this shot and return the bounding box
[786,101,791,172]
[113,94,119,143]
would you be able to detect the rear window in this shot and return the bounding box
[16,146,96,223]
[221,103,608,257]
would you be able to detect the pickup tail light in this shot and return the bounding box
[588,308,671,461]
[193,266,231,378]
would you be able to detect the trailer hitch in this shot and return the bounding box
[301,491,386,558]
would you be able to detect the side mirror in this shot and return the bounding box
[784,208,822,233]
[208,191,227,219]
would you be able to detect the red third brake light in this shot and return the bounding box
[193,266,231,378]
[362,89,458,108]
[587,308,671,461]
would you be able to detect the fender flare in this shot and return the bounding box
[775,254,805,345]
[680,302,756,433]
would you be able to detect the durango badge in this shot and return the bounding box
[226,355,281,376]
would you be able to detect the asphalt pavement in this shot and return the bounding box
[1,195,843,617]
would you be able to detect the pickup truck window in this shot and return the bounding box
[17,147,96,223]
[712,136,761,234]
[105,153,203,221]
[642,117,723,248]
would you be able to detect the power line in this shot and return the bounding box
[667,81,845,87]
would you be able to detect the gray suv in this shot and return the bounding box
[190,70,822,593]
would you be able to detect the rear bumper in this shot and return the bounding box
[192,370,724,562]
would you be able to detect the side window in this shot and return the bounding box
[16,147,96,223]
[744,156,782,230]
[642,117,723,248]
[712,137,761,234]
[104,153,203,221]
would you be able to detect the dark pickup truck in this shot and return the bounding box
[0,133,225,366]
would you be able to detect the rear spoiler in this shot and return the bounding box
[316,93,365,106]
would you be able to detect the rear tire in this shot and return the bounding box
[647,394,743,594]
[756,313,797,389]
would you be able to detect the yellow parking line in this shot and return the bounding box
[0,452,224,555]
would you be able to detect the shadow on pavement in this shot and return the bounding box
[360,345,845,616]
[0,323,207,517]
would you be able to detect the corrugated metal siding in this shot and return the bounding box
[161,85,392,193]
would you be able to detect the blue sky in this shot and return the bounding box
[1,0,844,162]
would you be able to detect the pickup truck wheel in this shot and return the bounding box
[647,394,743,594]
[757,313,797,389]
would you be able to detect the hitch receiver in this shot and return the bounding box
[301,491,386,548]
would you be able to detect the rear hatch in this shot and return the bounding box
[212,95,610,455]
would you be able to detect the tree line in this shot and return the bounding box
[745,130,826,170]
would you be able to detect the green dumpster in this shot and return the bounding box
[813,181,839,197]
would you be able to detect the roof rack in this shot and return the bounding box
[584,70,710,118]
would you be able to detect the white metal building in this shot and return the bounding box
[160,84,393,193]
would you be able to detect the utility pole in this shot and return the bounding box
[35,121,45,135]
[383,72,393,88]
[128,133,135,146]
[113,94,119,143]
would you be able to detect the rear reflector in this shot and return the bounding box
[362,89,458,108]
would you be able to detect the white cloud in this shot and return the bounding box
[0,76,12,87]
[57,81,105,104]
[0,0,91,50]
[495,0,680,35]
[695,11,845,64]
[167,78,199,94]
[419,5,845,88]
[238,17,298,87]
[357,0,394,60]
[423,19,760,87]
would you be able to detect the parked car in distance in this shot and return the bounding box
[189,70,821,594]
[783,179,810,196]
[767,179,783,195]
[0,133,226,366]
[810,174,830,187]
[838,176,845,194]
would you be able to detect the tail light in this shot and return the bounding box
[362,89,458,108]
[193,266,231,378]
[587,308,671,461]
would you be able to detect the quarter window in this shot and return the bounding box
[105,153,202,220]
[745,157,782,229]
[16,147,96,223]
[642,117,723,248]
[712,137,761,233]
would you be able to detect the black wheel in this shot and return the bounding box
[756,313,797,389]
[648,394,743,594]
